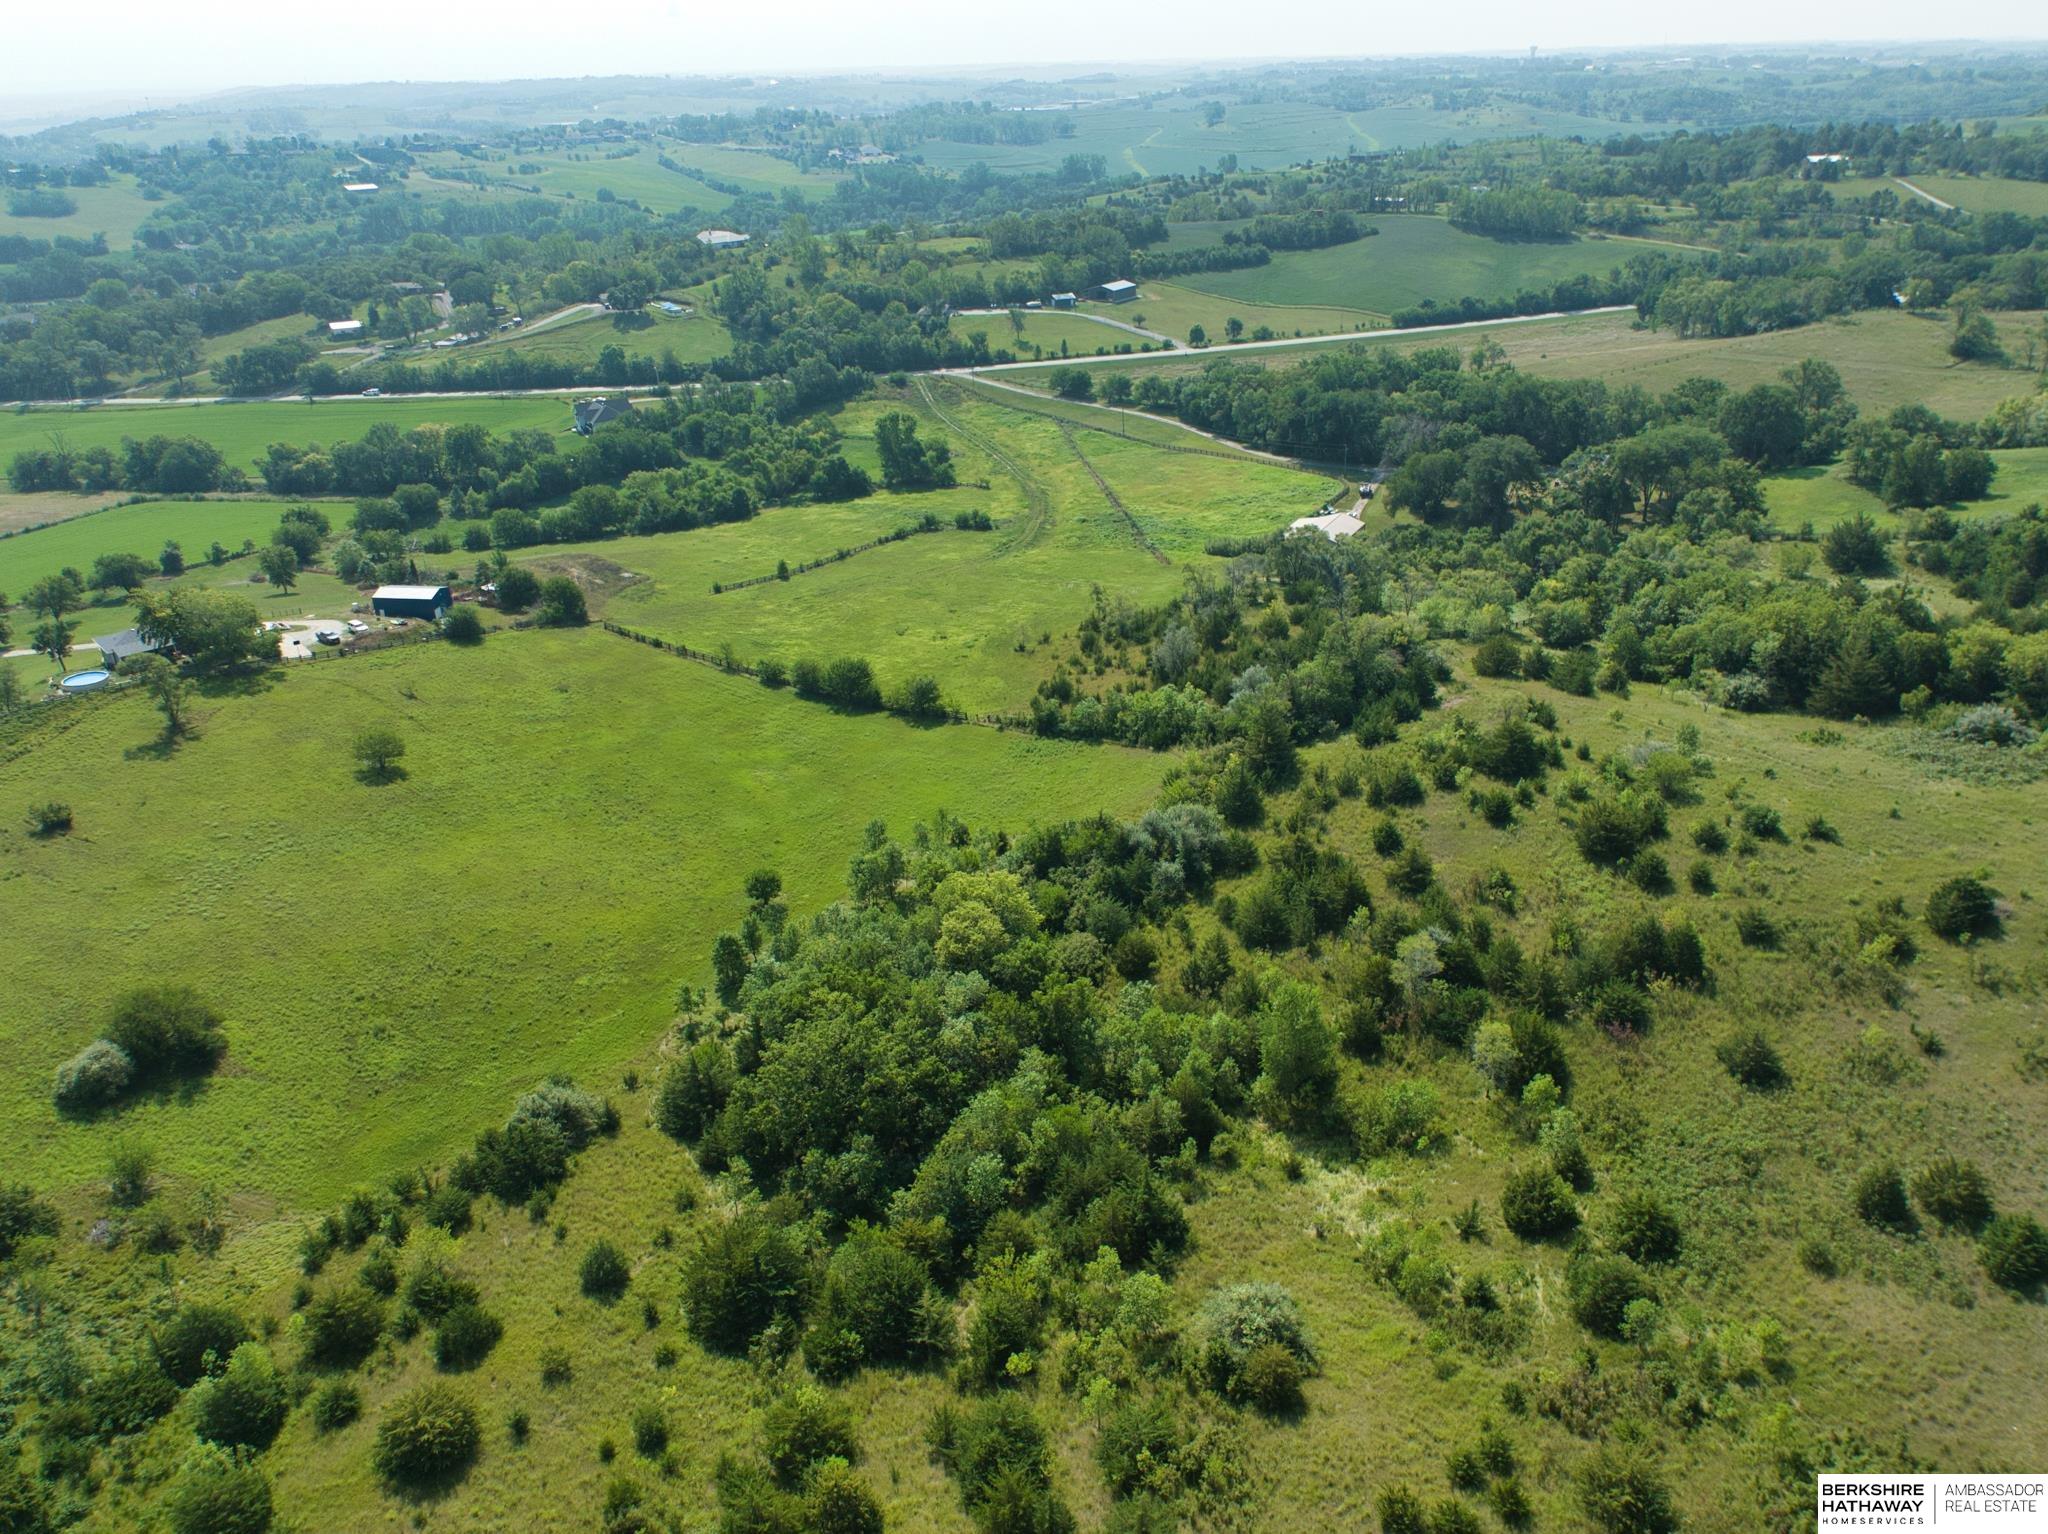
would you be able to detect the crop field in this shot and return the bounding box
[0,395,578,476]
[655,141,845,201]
[1897,174,2048,216]
[0,628,1167,1258]
[0,173,158,248]
[531,387,1336,714]
[410,145,734,216]
[1022,307,2047,422]
[1166,217,1684,317]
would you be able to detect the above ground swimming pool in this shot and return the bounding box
[58,669,112,692]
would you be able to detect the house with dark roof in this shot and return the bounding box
[572,396,634,435]
[93,628,165,667]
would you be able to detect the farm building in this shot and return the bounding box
[1287,510,1364,542]
[371,585,451,621]
[341,181,379,193]
[327,319,364,337]
[1050,292,1077,309]
[572,396,634,435]
[655,300,689,315]
[93,628,166,667]
[1093,279,1138,303]
[696,229,750,249]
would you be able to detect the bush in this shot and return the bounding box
[652,1040,735,1142]
[1239,1341,1305,1413]
[1576,1447,1677,1534]
[86,1352,180,1437]
[932,1393,1052,1509]
[310,1378,362,1432]
[494,565,540,612]
[1573,794,1665,866]
[1734,907,1780,949]
[104,985,226,1080]
[1980,1212,2048,1293]
[300,1284,384,1368]
[1471,633,1522,678]
[51,1037,136,1116]
[1377,1485,1429,1534]
[1912,1157,1994,1230]
[1607,1192,1683,1264]
[1197,1282,1317,1401]
[534,575,588,627]
[581,1237,631,1301]
[192,1343,289,1450]
[681,1210,808,1353]
[804,1225,933,1378]
[164,1447,273,1534]
[441,605,485,643]
[1716,1028,1785,1088]
[27,800,72,836]
[0,1184,59,1261]
[1567,1256,1654,1339]
[763,1385,859,1484]
[373,1383,482,1488]
[807,1458,885,1534]
[1853,1164,1914,1231]
[631,1400,669,1458]
[154,1302,248,1388]
[434,1303,503,1370]
[351,725,406,780]
[1500,1168,1578,1240]
[1925,876,1999,941]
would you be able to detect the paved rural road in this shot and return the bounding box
[958,305,1638,373]
[0,306,1639,412]
[1891,177,1956,211]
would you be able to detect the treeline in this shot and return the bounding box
[8,434,240,495]
[1449,186,1580,240]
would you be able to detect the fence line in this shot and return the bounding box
[1057,422,1172,566]
[710,520,966,595]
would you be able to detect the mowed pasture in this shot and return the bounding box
[1025,307,2045,422]
[470,302,732,369]
[0,173,159,248]
[0,628,1167,1255]
[0,395,578,475]
[1897,174,2048,216]
[1765,447,2048,536]
[0,497,303,594]
[1167,217,1687,317]
[538,386,1337,713]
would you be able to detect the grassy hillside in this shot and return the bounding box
[0,173,157,248]
[1169,218,1677,316]
[1021,307,2046,422]
[0,628,1165,1247]
[0,498,299,594]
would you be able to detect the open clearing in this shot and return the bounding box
[542,387,1339,714]
[0,497,303,594]
[0,628,1166,1254]
[0,173,158,248]
[1029,307,2047,421]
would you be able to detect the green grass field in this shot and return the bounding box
[0,396,579,478]
[0,173,158,248]
[1899,174,2048,216]
[0,498,304,595]
[654,141,845,201]
[1167,217,1685,317]
[538,388,1336,714]
[0,628,1166,1253]
[947,310,1159,359]
[1026,307,2046,422]
[472,304,732,369]
[1764,447,2048,536]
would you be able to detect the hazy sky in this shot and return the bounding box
[5,0,2045,99]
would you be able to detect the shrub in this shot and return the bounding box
[1573,793,1665,866]
[0,1184,59,1261]
[494,565,540,612]
[1740,803,1785,841]
[1378,1485,1429,1534]
[1734,907,1780,949]
[372,1383,482,1488]
[351,726,406,780]
[580,1238,631,1301]
[807,1458,885,1534]
[1925,876,1999,941]
[631,1400,669,1458]
[104,986,226,1080]
[932,1393,1052,1509]
[1607,1191,1682,1263]
[86,1353,180,1437]
[1472,633,1522,678]
[300,1284,384,1368]
[153,1302,248,1388]
[1576,1446,1677,1534]
[539,1345,574,1386]
[681,1210,808,1353]
[1239,1341,1305,1413]
[763,1385,859,1484]
[1717,1028,1785,1088]
[652,1040,735,1142]
[52,1039,133,1115]
[164,1446,273,1534]
[1853,1164,1914,1231]
[1567,1255,1654,1339]
[434,1303,503,1370]
[804,1225,933,1378]
[441,605,485,643]
[1500,1169,1578,1240]
[27,801,72,836]
[534,575,588,626]
[1912,1157,1994,1230]
[310,1379,362,1432]
[192,1343,289,1450]
[1980,1213,2048,1293]
[1197,1282,1317,1401]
